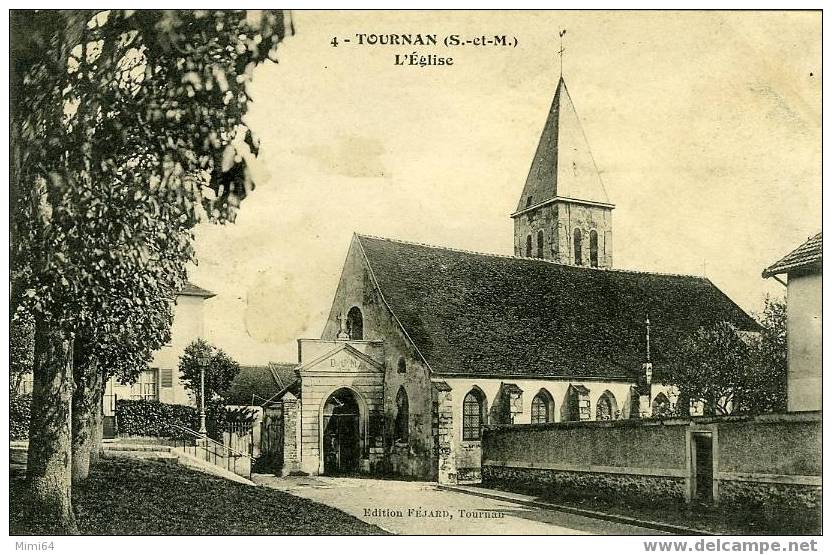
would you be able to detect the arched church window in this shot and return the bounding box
[652,392,672,418]
[397,356,406,374]
[347,306,363,340]
[573,229,583,265]
[531,389,554,424]
[536,230,545,258]
[525,234,532,257]
[462,389,486,441]
[589,230,599,268]
[395,386,409,443]
[596,391,617,421]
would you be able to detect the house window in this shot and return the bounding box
[531,389,554,424]
[130,369,158,401]
[573,229,583,265]
[160,368,174,388]
[462,389,486,441]
[536,230,544,258]
[347,306,364,340]
[589,230,599,267]
[596,391,618,421]
[397,357,406,374]
[525,235,532,257]
[395,386,409,443]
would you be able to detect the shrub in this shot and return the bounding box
[115,398,228,441]
[11,393,32,440]
[115,399,198,439]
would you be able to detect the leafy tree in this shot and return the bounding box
[664,322,753,416]
[663,301,787,417]
[742,296,788,413]
[10,309,35,397]
[10,9,290,532]
[178,338,242,408]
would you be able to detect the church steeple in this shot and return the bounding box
[511,75,615,268]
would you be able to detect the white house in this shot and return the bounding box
[763,232,822,412]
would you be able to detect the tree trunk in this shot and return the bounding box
[26,322,78,534]
[72,357,101,484]
[88,377,105,467]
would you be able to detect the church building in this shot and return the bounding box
[269,76,758,484]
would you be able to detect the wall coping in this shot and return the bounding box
[484,410,821,433]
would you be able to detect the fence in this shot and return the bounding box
[171,424,255,480]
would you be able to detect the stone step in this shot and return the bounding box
[102,450,178,463]
[103,443,174,453]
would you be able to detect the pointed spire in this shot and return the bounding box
[645,315,651,363]
[514,71,612,213]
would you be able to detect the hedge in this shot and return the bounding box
[115,398,227,441]
[11,393,31,440]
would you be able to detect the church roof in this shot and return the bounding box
[357,235,758,380]
[514,77,611,214]
[762,232,822,278]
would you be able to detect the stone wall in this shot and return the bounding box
[481,412,821,519]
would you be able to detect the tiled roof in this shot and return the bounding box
[514,77,611,214]
[357,235,759,380]
[762,233,822,278]
[224,362,297,406]
[179,281,216,299]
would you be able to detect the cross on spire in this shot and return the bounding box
[558,29,567,77]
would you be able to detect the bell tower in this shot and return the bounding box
[511,76,614,268]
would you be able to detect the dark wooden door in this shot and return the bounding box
[693,433,714,502]
[323,414,360,475]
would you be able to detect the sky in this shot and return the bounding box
[189,10,821,365]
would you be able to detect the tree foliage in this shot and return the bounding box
[664,297,787,416]
[10,309,36,396]
[743,296,788,413]
[664,322,752,416]
[178,338,242,407]
[12,10,291,380]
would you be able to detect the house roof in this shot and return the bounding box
[357,234,759,380]
[224,362,297,406]
[762,232,822,278]
[514,77,611,214]
[179,282,216,299]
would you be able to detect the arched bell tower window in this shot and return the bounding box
[573,229,583,266]
[536,230,544,259]
[589,230,599,268]
[347,307,363,340]
[525,234,532,257]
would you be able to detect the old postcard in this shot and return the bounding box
[8,8,822,545]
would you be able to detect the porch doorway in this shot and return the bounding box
[322,388,362,475]
[691,432,714,503]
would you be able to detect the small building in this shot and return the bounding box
[225,363,298,406]
[267,75,759,483]
[103,282,215,416]
[763,232,822,412]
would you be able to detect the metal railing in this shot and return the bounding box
[169,423,255,480]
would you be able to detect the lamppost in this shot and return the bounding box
[198,351,211,436]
